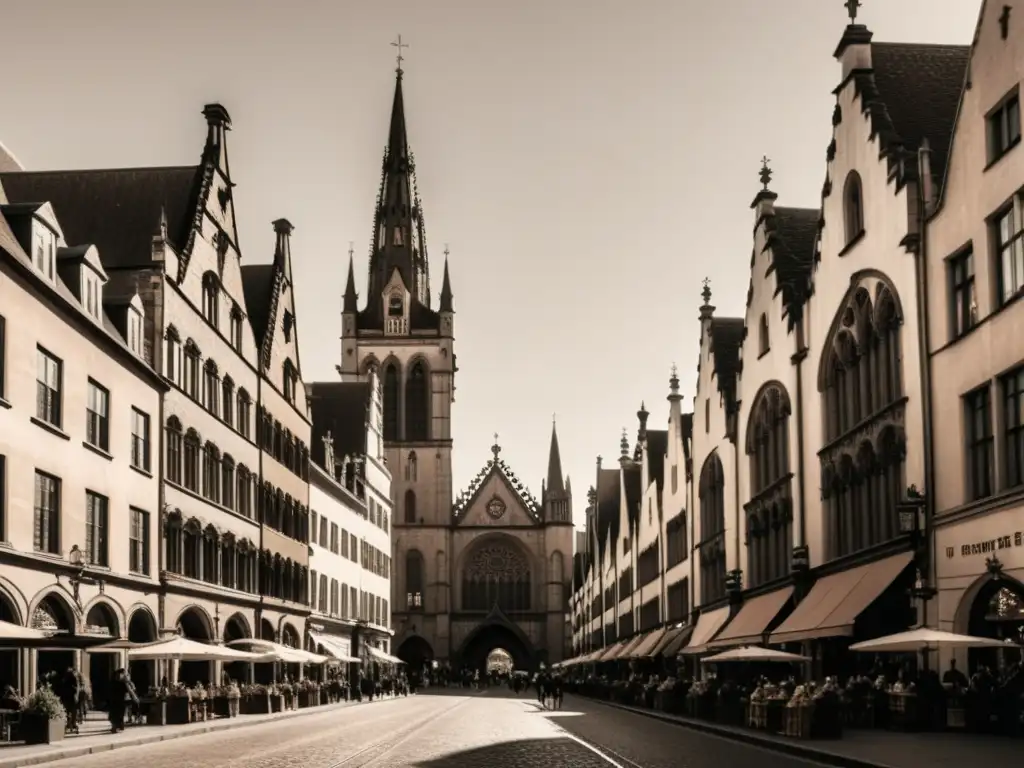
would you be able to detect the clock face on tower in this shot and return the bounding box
[486,496,507,520]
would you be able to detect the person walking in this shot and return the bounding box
[107,669,133,733]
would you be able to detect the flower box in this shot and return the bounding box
[270,694,285,713]
[245,694,271,715]
[20,714,65,745]
[212,696,240,718]
[148,698,191,726]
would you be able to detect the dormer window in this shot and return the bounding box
[83,273,100,320]
[32,224,56,281]
[202,274,219,328]
[388,294,404,317]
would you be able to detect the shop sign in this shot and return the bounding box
[946,532,1024,559]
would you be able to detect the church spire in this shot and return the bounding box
[365,45,430,321]
[343,242,358,313]
[546,417,565,494]
[439,245,454,312]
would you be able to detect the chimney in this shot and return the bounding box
[202,103,232,149]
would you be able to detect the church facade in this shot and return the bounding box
[338,66,574,672]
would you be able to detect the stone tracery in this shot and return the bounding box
[462,543,531,612]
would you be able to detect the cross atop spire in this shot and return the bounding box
[845,0,861,24]
[492,433,501,459]
[701,277,712,306]
[391,34,409,73]
[759,156,772,190]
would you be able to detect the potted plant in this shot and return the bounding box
[278,682,297,710]
[19,688,66,745]
[297,680,319,708]
[211,683,241,718]
[147,684,192,726]
[241,683,270,714]
[268,683,285,713]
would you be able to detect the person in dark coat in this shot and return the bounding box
[59,668,80,734]
[108,669,132,733]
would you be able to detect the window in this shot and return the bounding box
[0,455,6,542]
[0,315,6,400]
[33,225,55,281]
[86,380,110,451]
[758,313,769,356]
[128,309,142,355]
[283,311,293,343]
[995,205,1024,304]
[1004,367,1024,488]
[404,489,417,524]
[203,361,219,415]
[392,226,404,247]
[183,342,201,398]
[221,456,235,510]
[131,408,150,471]
[165,327,180,383]
[966,386,995,500]
[33,471,60,554]
[222,377,234,427]
[230,308,244,351]
[36,347,62,427]
[388,294,404,316]
[988,91,1021,163]
[129,508,149,575]
[843,171,864,244]
[85,491,109,566]
[406,550,423,609]
[183,430,201,491]
[202,274,219,327]
[949,249,977,338]
[165,417,182,484]
[283,361,298,405]
[237,390,252,439]
[405,361,429,441]
[382,364,400,440]
[202,442,220,503]
[698,454,727,604]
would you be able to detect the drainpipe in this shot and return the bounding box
[915,143,938,630]
[732,415,741,594]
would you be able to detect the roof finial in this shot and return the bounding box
[620,428,629,457]
[759,156,772,190]
[845,0,860,24]
[444,243,450,259]
[670,363,680,392]
[348,241,354,259]
[701,277,712,306]
[391,34,409,73]
[552,412,556,426]
[491,432,501,460]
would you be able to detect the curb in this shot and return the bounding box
[577,697,894,768]
[0,696,401,768]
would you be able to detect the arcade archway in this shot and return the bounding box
[397,635,434,676]
[85,603,120,709]
[486,648,513,675]
[966,577,1024,672]
[223,614,252,684]
[0,590,20,693]
[127,608,158,694]
[176,607,214,685]
[33,592,76,684]
[458,623,533,674]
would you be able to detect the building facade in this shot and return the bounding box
[2,104,312,684]
[306,371,395,666]
[929,0,1024,666]
[337,65,573,672]
[0,187,165,703]
[571,11,979,673]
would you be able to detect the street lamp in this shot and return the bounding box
[66,545,86,608]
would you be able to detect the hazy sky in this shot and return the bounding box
[2,0,979,526]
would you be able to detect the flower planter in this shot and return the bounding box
[245,694,271,715]
[147,698,191,726]
[270,694,285,713]
[784,705,813,739]
[289,694,300,711]
[298,691,318,708]
[212,696,240,718]
[20,715,65,745]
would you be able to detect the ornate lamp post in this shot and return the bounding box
[66,545,87,609]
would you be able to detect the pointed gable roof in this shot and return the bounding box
[596,467,621,558]
[710,318,744,412]
[646,429,668,494]
[0,166,202,269]
[764,206,817,326]
[453,446,542,523]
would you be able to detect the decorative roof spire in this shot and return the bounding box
[491,432,501,460]
[845,0,860,24]
[439,244,454,312]
[701,277,712,306]
[391,34,408,75]
[546,417,565,495]
[759,156,772,190]
[619,428,629,458]
[668,363,682,403]
[343,241,359,313]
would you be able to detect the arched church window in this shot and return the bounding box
[698,453,726,605]
[843,171,864,244]
[405,550,423,610]
[462,543,531,612]
[388,293,404,317]
[758,313,769,356]
[405,361,429,441]
[382,364,400,440]
[405,451,418,482]
[745,383,793,588]
[819,281,905,560]
[404,489,417,524]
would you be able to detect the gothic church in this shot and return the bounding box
[338,64,574,672]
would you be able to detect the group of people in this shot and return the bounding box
[534,669,564,709]
[42,667,138,734]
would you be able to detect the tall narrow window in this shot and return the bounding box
[203,443,221,504]
[843,171,864,244]
[165,417,183,484]
[382,364,400,440]
[183,430,201,492]
[230,307,244,352]
[988,90,1021,164]
[698,454,727,604]
[203,360,219,415]
[406,550,424,609]
[85,491,109,566]
[949,249,977,338]
[404,489,417,524]
[966,386,994,500]
[33,471,60,555]
[237,390,252,439]
[86,380,110,451]
[0,455,6,543]
[405,361,429,441]
[183,342,201,399]
[995,205,1024,304]
[222,377,234,427]
[1004,366,1024,488]
[758,313,769,356]
[202,273,219,327]
[129,508,149,575]
[165,327,180,383]
[36,347,63,427]
[0,315,6,401]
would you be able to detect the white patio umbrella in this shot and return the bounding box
[849,628,1019,653]
[225,639,329,664]
[127,635,274,662]
[701,646,811,664]
[0,619,51,642]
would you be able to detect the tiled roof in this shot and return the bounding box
[765,207,817,326]
[240,264,275,345]
[0,167,201,269]
[646,429,668,495]
[452,455,541,521]
[710,318,744,412]
[306,382,371,467]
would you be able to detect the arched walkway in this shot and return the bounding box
[32,591,77,685]
[176,607,214,686]
[0,589,19,624]
[457,623,534,674]
[85,603,121,710]
[281,623,300,649]
[222,614,252,685]
[260,618,276,641]
[397,635,434,675]
[964,576,1024,672]
[126,608,158,697]
[0,591,19,693]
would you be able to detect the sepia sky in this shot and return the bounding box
[2,0,980,526]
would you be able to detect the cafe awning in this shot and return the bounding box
[367,645,405,664]
[649,625,690,657]
[596,639,628,662]
[679,606,731,655]
[612,633,647,660]
[626,627,667,659]
[769,551,913,645]
[226,639,329,664]
[708,586,794,649]
[308,631,360,663]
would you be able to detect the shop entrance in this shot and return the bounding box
[33,593,77,688]
[127,609,158,693]
[84,603,120,709]
[967,577,1024,673]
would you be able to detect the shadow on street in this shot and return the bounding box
[412,736,611,767]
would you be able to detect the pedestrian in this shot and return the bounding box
[108,669,132,733]
[59,667,79,734]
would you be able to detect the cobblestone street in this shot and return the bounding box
[16,689,835,768]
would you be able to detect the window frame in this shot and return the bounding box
[131,408,151,472]
[35,347,63,428]
[948,246,977,339]
[129,507,150,575]
[987,87,1021,165]
[85,490,109,567]
[965,383,995,501]
[33,470,61,555]
[0,315,6,401]
[86,379,110,452]
[1002,366,1024,489]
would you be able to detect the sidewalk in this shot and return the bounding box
[584,697,1020,768]
[0,696,392,768]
